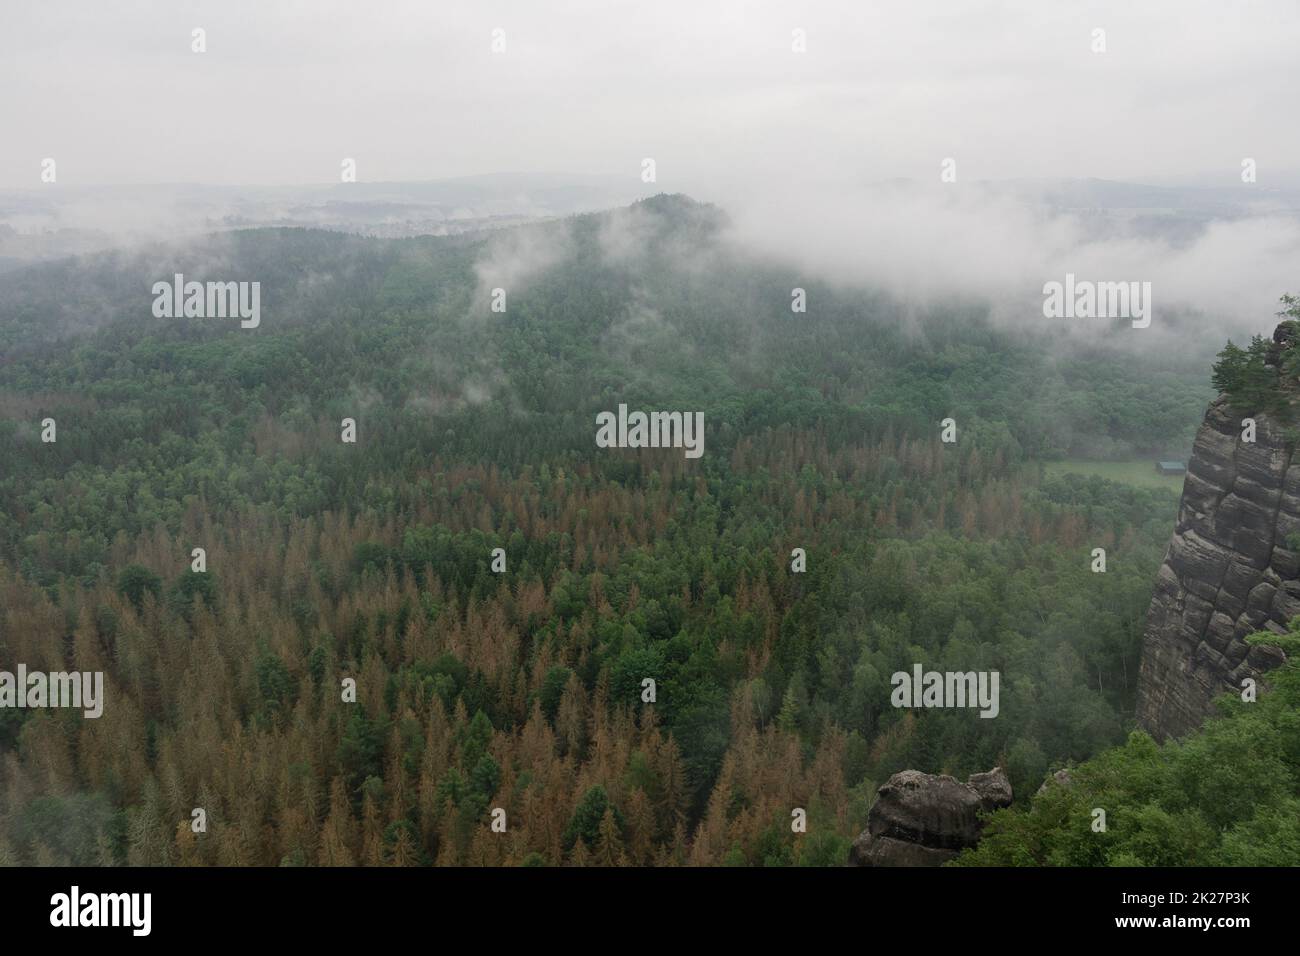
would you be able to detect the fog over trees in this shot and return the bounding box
[1,1,1298,876]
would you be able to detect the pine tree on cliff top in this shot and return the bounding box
[1211,294,1300,419]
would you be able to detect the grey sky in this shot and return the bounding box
[2,0,1298,191]
[5,0,1298,345]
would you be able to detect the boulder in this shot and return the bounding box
[1034,768,1074,797]
[848,767,1012,866]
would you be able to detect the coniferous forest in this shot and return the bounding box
[4,195,1252,867]
[8,7,1300,948]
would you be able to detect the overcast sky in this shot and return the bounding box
[2,0,1298,192]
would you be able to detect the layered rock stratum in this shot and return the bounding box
[849,767,1012,866]
[1136,380,1292,740]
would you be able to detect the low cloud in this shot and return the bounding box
[720,179,1300,353]
[471,218,574,310]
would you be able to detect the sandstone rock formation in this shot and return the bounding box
[1136,391,1291,740]
[1035,768,1073,797]
[849,767,1012,866]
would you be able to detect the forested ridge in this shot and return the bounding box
[0,195,1214,865]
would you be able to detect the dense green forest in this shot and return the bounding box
[0,195,1220,865]
[956,624,1300,866]
[954,299,1300,869]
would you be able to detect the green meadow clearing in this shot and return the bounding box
[1045,458,1187,492]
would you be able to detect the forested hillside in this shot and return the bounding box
[956,624,1300,866]
[0,195,1213,865]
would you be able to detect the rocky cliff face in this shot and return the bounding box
[849,767,1012,866]
[1136,391,1291,740]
